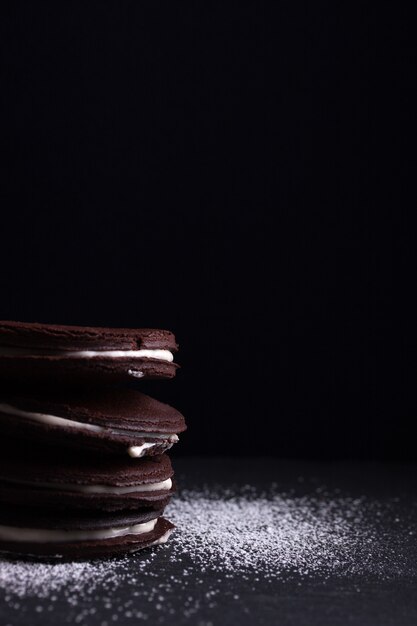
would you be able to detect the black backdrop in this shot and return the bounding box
[0,2,415,460]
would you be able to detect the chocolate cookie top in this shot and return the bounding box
[0,450,174,511]
[0,449,173,487]
[0,321,179,385]
[0,387,186,432]
[0,503,163,530]
[0,320,178,352]
[0,388,186,457]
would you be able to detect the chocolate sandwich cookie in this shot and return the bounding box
[0,388,186,457]
[0,320,178,386]
[0,505,174,560]
[0,451,174,511]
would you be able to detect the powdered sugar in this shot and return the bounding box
[168,485,416,580]
[169,488,372,578]
[0,560,121,599]
[0,482,416,623]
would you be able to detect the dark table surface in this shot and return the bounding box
[1,457,417,626]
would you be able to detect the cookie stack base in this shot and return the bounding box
[0,510,174,561]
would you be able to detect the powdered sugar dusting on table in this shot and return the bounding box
[169,485,416,580]
[170,488,382,578]
[0,484,416,622]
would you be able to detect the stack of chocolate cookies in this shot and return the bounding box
[0,321,186,559]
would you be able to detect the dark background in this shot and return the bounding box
[0,2,415,460]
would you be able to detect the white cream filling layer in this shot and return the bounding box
[128,442,158,457]
[0,347,174,362]
[2,477,172,495]
[0,404,179,458]
[64,349,174,361]
[152,528,173,546]
[0,403,103,432]
[0,518,158,543]
[71,478,172,494]
[128,436,178,458]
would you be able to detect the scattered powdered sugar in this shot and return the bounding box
[168,485,416,580]
[169,488,369,578]
[0,483,416,623]
[0,559,121,600]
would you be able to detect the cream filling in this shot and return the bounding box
[68,478,172,494]
[128,369,145,378]
[2,477,172,494]
[0,347,174,362]
[128,437,178,458]
[0,403,179,457]
[0,518,158,543]
[0,403,103,432]
[65,349,174,361]
[128,441,159,457]
[152,528,173,546]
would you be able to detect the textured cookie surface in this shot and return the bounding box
[0,321,178,351]
[0,503,163,530]
[0,388,186,457]
[0,450,174,511]
[0,320,179,385]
